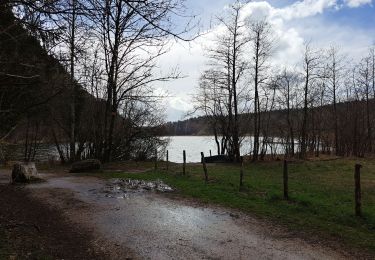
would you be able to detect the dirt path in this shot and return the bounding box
[0,175,133,259]
[0,170,360,259]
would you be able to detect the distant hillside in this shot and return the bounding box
[162,99,374,136]
[162,117,212,135]
[0,5,105,143]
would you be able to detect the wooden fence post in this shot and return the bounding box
[355,164,362,217]
[201,152,208,183]
[209,150,212,156]
[239,156,244,190]
[283,160,289,200]
[183,150,186,176]
[166,150,169,172]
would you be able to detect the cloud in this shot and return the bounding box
[344,0,372,8]
[275,0,338,20]
[156,0,374,121]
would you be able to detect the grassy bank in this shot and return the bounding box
[91,159,375,254]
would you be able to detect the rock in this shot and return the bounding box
[11,162,38,183]
[70,159,101,173]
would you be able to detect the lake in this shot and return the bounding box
[165,136,282,163]
[165,136,221,163]
[0,136,285,163]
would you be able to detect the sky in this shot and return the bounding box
[154,0,375,122]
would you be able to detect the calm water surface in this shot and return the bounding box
[165,136,258,163]
[1,136,284,163]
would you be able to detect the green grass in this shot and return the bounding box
[89,159,375,254]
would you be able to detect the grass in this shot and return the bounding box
[86,159,375,254]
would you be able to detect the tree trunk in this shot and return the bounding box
[69,0,77,162]
[252,33,260,162]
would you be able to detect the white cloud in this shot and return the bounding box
[294,16,373,60]
[344,0,372,8]
[156,0,374,121]
[275,0,338,20]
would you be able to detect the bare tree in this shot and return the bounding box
[247,19,273,161]
[299,43,320,159]
[87,0,184,162]
[275,68,300,157]
[195,1,249,162]
[357,55,373,153]
[215,2,250,161]
[193,69,230,155]
[326,46,345,155]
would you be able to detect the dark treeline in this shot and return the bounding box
[189,2,375,162]
[165,98,375,159]
[163,117,211,136]
[0,0,194,163]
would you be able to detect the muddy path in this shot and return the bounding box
[0,170,361,259]
[0,174,133,259]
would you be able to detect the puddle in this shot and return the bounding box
[100,179,174,199]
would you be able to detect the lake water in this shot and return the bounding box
[165,136,220,163]
[165,136,279,163]
[1,136,285,163]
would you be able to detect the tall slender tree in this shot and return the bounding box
[247,20,273,161]
[300,43,320,159]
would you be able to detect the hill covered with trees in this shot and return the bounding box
[0,0,191,163]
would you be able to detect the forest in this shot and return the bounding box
[0,0,191,163]
[1,0,375,164]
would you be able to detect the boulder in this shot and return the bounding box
[70,159,101,173]
[11,162,38,183]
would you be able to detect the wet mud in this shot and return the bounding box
[101,179,174,199]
